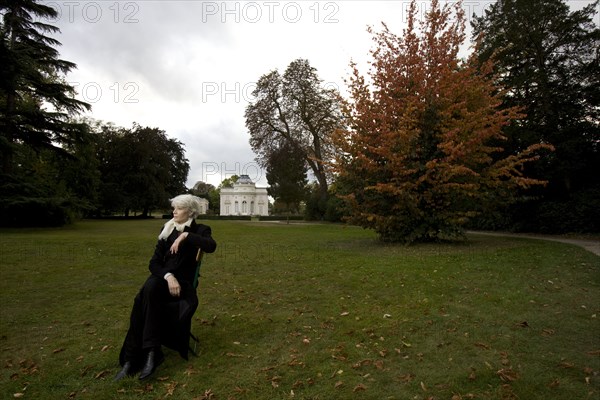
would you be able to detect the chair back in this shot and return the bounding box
[193,249,204,289]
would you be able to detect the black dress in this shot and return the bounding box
[118,221,217,368]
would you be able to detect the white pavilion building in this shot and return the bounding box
[219,175,269,216]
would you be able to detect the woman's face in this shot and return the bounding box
[172,205,190,223]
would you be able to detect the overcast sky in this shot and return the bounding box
[43,0,597,188]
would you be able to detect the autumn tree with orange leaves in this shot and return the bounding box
[333,0,552,243]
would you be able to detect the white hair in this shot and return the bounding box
[170,194,203,219]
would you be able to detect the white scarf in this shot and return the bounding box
[158,218,193,240]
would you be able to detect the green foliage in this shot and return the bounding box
[191,181,219,214]
[303,182,328,221]
[472,0,600,233]
[0,220,598,399]
[0,0,91,174]
[218,175,239,189]
[0,0,95,225]
[0,130,98,227]
[513,185,600,233]
[266,141,308,213]
[93,122,189,216]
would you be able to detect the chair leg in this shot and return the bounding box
[189,333,199,356]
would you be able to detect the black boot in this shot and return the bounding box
[113,361,134,381]
[138,348,163,380]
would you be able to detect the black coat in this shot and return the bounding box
[119,220,217,365]
[149,220,217,284]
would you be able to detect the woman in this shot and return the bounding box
[114,194,217,381]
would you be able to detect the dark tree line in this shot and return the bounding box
[0,2,189,226]
[2,0,597,233]
[93,122,189,218]
[471,0,600,232]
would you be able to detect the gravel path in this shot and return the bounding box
[469,231,600,257]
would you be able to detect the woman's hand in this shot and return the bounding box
[170,232,188,254]
[166,275,181,297]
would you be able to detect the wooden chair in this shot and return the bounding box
[162,249,205,359]
[189,249,204,355]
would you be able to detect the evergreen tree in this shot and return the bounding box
[0,0,91,171]
[266,141,308,214]
[0,0,92,226]
[472,0,600,232]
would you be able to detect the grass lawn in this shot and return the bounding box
[0,219,598,399]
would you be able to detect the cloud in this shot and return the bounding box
[45,0,524,188]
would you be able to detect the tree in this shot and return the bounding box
[333,0,552,243]
[471,0,600,232]
[218,175,239,189]
[191,181,214,197]
[0,0,91,173]
[0,0,93,226]
[245,59,344,217]
[266,141,308,214]
[191,181,218,214]
[94,123,189,216]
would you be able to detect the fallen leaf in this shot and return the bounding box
[353,383,366,392]
[292,380,303,389]
[94,369,110,379]
[497,368,519,382]
[468,369,476,381]
[421,381,427,391]
[397,373,415,383]
[335,381,343,388]
[548,378,560,388]
[184,365,198,377]
[164,381,178,396]
[80,365,93,377]
[53,348,65,354]
[352,359,372,369]
[13,394,24,398]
